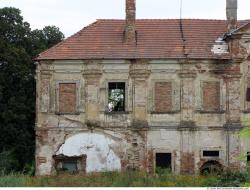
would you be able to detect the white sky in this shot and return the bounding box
[1,0,250,37]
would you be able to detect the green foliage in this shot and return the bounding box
[0,7,64,173]
[0,170,249,187]
[217,170,249,187]
[0,151,19,173]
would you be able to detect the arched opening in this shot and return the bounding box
[55,132,122,173]
[200,160,223,175]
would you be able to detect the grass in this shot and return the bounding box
[0,170,249,187]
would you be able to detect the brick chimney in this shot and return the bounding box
[125,0,136,43]
[226,0,237,30]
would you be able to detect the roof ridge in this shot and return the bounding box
[36,20,100,60]
[97,18,230,21]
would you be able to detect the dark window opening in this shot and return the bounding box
[155,153,172,170]
[203,150,219,157]
[108,82,125,112]
[247,152,250,162]
[53,155,86,173]
[246,88,250,101]
[62,160,78,172]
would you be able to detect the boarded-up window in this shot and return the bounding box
[155,82,172,112]
[203,82,220,111]
[59,83,76,113]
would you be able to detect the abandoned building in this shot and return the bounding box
[35,0,250,175]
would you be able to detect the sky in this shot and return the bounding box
[1,0,250,37]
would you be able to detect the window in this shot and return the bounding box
[247,152,250,162]
[59,83,77,113]
[62,160,78,172]
[154,82,172,112]
[246,88,250,102]
[108,82,125,112]
[202,81,220,111]
[54,155,86,173]
[155,153,172,170]
[203,150,219,157]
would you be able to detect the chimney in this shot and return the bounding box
[125,0,136,43]
[226,0,237,30]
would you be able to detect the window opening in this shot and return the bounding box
[108,82,125,112]
[155,153,172,170]
[203,150,219,157]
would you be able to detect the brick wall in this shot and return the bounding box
[203,81,220,111]
[59,83,76,113]
[180,152,195,174]
[155,82,172,112]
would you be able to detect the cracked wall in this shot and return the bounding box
[35,30,250,175]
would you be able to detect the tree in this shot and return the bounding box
[0,7,64,173]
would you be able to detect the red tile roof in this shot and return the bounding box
[36,19,249,60]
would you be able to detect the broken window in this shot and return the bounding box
[203,150,219,157]
[155,153,172,170]
[202,81,220,111]
[246,88,250,102]
[154,82,172,112]
[54,155,86,173]
[59,83,77,113]
[108,82,125,112]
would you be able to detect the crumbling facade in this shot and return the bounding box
[35,0,250,175]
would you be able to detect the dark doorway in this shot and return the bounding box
[155,153,172,170]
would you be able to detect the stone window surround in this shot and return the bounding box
[198,79,224,114]
[150,79,179,114]
[53,155,86,173]
[200,148,222,159]
[104,79,129,114]
[153,149,174,173]
[55,80,81,115]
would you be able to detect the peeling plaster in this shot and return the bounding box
[56,133,121,172]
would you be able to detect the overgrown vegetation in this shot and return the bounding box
[0,169,249,187]
[0,7,64,173]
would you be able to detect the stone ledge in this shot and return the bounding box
[104,111,130,115]
[55,112,81,116]
[195,110,226,114]
[150,111,180,114]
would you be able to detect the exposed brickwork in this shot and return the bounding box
[125,0,136,43]
[147,150,154,174]
[59,83,76,113]
[125,130,147,171]
[203,81,220,111]
[36,130,48,145]
[155,82,172,112]
[180,152,195,175]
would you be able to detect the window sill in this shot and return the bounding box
[150,111,180,114]
[242,110,250,113]
[104,111,130,115]
[55,112,81,116]
[196,110,225,114]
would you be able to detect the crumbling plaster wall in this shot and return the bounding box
[36,35,250,175]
